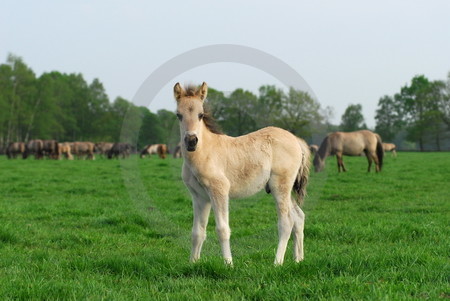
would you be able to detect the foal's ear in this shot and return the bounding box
[173,83,184,101]
[197,82,208,101]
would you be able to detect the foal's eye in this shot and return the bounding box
[176,113,183,121]
[198,113,204,120]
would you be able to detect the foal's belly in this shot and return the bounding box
[228,169,271,199]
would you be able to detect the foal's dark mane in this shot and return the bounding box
[202,103,223,135]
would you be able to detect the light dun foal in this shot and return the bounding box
[174,82,311,265]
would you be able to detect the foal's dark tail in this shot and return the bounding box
[376,135,384,171]
[293,138,311,207]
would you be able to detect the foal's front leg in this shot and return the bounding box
[270,177,296,265]
[190,195,211,263]
[211,195,232,265]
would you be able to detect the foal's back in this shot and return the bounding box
[205,127,303,199]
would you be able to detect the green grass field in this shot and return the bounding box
[0,152,449,300]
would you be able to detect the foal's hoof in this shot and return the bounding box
[274,259,284,266]
[224,258,233,266]
[190,256,200,263]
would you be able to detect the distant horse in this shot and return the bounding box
[309,144,318,155]
[71,142,95,160]
[382,143,397,157]
[23,139,44,159]
[95,142,114,158]
[313,130,383,173]
[174,82,310,265]
[172,143,182,158]
[58,142,73,160]
[6,142,25,159]
[108,143,131,159]
[140,144,158,158]
[42,140,60,159]
[157,144,168,159]
[140,144,168,159]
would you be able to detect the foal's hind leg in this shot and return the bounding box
[270,177,295,265]
[292,204,305,262]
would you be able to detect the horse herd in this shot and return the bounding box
[4,140,177,160]
[5,137,396,168]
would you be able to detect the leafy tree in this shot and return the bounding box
[205,87,228,124]
[439,72,450,128]
[157,109,178,149]
[254,85,283,128]
[276,88,322,139]
[424,80,448,150]
[375,95,404,141]
[2,54,37,143]
[396,75,447,150]
[0,62,14,146]
[135,108,164,149]
[339,104,367,132]
[214,88,257,136]
[109,96,135,142]
[87,78,111,140]
[207,86,325,140]
[31,72,65,140]
[64,73,91,140]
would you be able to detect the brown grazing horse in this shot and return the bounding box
[174,82,310,265]
[313,130,384,173]
[58,142,73,160]
[157,144,168,159]
[71,142,95,160]
[43,140,60,159]
[140,144,168,159]
[6,142,25,159]
[382,143,397,157]
[23,139,44,159]
[108,143,132,159]
[95,142,114,158]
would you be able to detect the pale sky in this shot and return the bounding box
[2,0,450,127]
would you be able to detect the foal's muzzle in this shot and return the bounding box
[184,134,198,152]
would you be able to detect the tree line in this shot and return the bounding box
[1,53,449,152]
[375,74,450,151]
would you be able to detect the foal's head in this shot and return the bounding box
[174,82,208,152]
